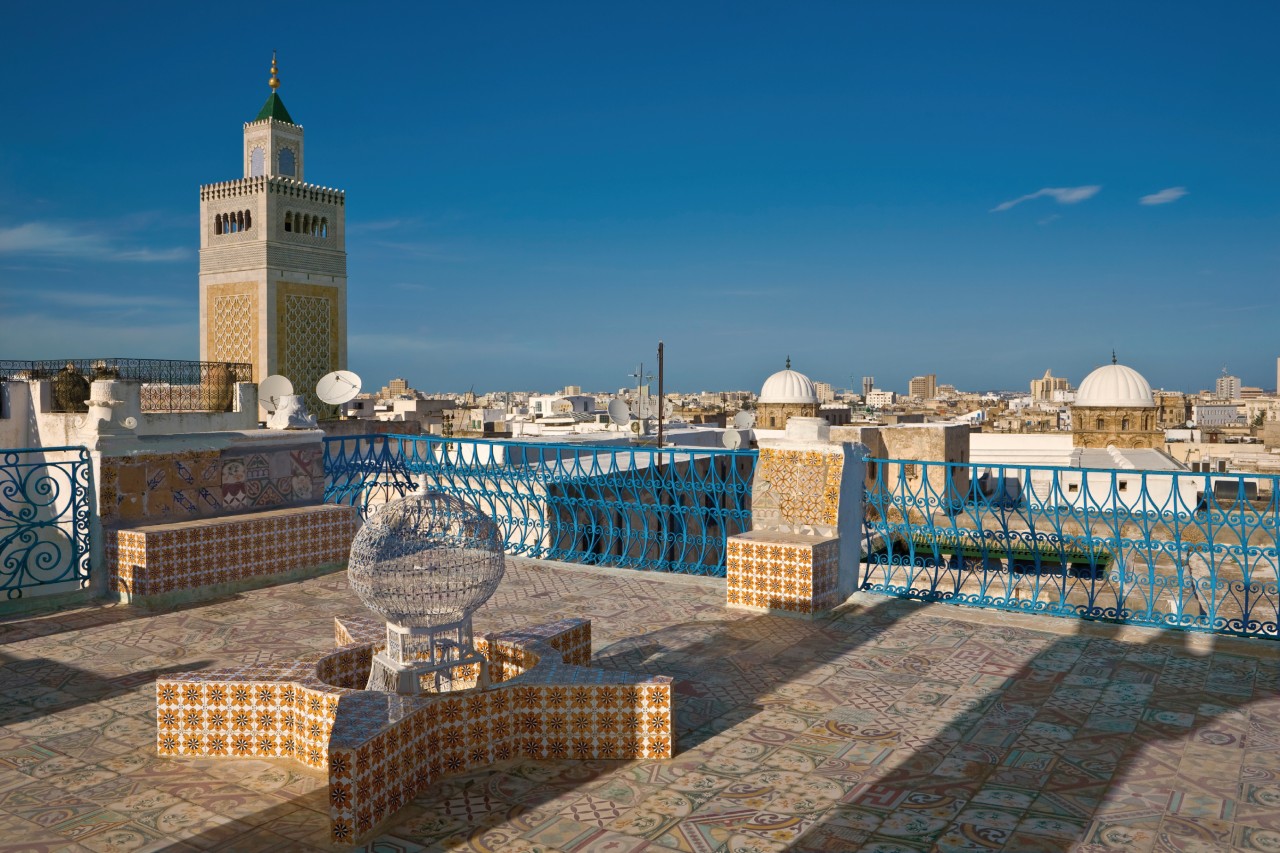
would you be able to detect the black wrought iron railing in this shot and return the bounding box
[0,359,253,413]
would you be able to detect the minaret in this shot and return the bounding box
[199,53,348,415]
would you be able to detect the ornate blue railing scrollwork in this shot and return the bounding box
[862,456,1279,640]
[0,447,93,599]
[324,435,757,576]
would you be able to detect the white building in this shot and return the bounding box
[1193,403,1243,428]
[529,394,597,418]
[866,390,897,408]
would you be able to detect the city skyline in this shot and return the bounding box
[1,3,1276,393]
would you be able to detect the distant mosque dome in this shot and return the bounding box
[760,359,819,405]
[1076,357,1155,408]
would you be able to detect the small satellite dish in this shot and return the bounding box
[607,399,631,426]
[258,374,294,414]
[316,370,362,405]
[722,429,743,450]
[733,410,756,430]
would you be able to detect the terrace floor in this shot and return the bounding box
[1,560,1278,853]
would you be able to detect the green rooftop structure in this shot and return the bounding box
[254,91,294,124]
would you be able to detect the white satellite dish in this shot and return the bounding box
[316,370,363,406]
[258,374,294,414]
[607,398,631,427]
[722,429,743,450]
[733,410,756,430]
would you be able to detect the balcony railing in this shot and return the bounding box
[0,447,92,599]
[0,359,253,413]
[323,434,757,575]
[863,457,1279,639]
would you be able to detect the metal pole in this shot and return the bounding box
[657,341,664,447]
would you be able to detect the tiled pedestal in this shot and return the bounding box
[726,529,842,616]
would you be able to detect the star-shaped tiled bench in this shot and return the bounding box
[157,615,674,845]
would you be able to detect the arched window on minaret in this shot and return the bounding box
[303,214,311,235]
[284,212,293,232]
[320,218,327,238]
[251,147,265,178]
[1122,417,1130,431]
[279,147,296,177]
[244,210,252,230]
[236,211,244,232]
[214,216,223,235]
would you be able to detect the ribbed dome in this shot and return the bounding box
[1076,363,1154,408]
[760,368,819,405]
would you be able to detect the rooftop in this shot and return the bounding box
[2,558,1276,851]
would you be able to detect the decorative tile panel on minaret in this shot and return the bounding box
[199,53,347,415]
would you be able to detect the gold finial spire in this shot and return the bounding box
[269,51,280,92]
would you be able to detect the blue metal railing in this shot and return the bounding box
[0,447,93,599]
[863,457,1279,639]
[324,434,756,576]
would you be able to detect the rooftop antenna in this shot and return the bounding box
[656,341,665,447]
[629,362,654,417]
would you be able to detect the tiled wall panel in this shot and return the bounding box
[99,444,327,525]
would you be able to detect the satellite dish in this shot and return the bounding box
[607,399,631,426]
[733,410,756,430]
[258,374,294,414]
[316,370,362,405]
[722,429,743,450]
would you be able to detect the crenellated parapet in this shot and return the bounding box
[243,116,304,131]
[200,176,345,205]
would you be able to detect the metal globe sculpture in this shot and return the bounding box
[348,492,505,694]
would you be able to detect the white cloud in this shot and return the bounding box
[1140,186,1188,205]
[0,221,189,262]
[991,185,1101,212]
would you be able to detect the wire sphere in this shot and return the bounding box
[347,492,505,628]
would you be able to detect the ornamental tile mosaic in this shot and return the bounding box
[158,613,672,845]
[104,503,358,599]
[0,558,1277,852]
[752,448,844,531]
[726,531,841,615]
[99,444,327,525]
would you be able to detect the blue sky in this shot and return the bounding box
[1,2,1276,395]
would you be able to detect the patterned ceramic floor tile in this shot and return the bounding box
[0,560,1278,850]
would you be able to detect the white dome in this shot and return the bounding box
[760,367,819,405]
[1076,362,1154,408]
